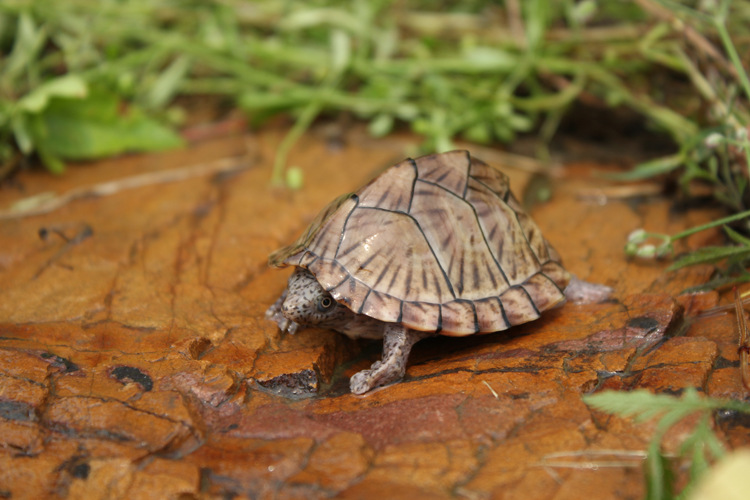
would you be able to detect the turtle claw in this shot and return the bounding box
[265,290,302,334]
[350,362,403,395]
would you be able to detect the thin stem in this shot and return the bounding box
[714,20,750,103]
[270,99,323,186]
[670,209,750,241]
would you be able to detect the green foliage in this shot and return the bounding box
[1,0,748,189]
[618,0,750,289]
[585,388,750,500]
[626,206,750,289]
[0,8,183,173]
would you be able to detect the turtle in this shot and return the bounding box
[266,150,610,394]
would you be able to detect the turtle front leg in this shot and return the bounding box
[265,289,302,334]
[350,324,431,394]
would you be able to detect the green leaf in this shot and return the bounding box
[2,12,47,85]
[724,225,750,246]
[36,143,65,174]
[524,0,550,52]
[462,122,491,144]
[603,153,684,181]
[585,389,750,420]
[145,56,191,109]
[570,0,597,24]
[32,90,183,163]
[668,245,750,271]
[645,445,674,500]
[585,389,676,421]
[17,75,88,113]
[10,113,34,154]
[462,47,516,71]
[368,113,393,137]
[330,29,351,75]
[671,209,750,240]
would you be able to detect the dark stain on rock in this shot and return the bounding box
[509,392,530,400]
[71,462,90,480]
[660,387,685,396]
[109,365,154,391]
[255,370,319,399]
[59,455,92,480]
[0,400,35,421]
[716,408,750,430]
[714,356,738,369]
[40,352,79,373]
[627,316,661,332]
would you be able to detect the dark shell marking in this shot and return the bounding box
[269,150,570,336]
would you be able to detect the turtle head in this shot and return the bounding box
[282,267,352,327]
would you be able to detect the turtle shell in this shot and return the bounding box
[269,150,570,336]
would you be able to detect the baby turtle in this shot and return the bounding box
[266,150,609,394]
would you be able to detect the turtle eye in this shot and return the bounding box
[317,296,335,312]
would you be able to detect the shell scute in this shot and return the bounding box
[506,193,552,263]
[520,272,565,312]
[540,261,569,288]
[401,301,441,332]
[500,287,541,326]
[298,252,317,268]
[409,179,506,300]
[441,300,479,335]
[360,290,402,323]
[307,258,349,293]
[468,156,510,199]
[357,159,416,212]
[474,297,510,333]
[270,194,357,267]
[335,208,452,303]
[415,151,469,197]
[464,177,541,286]
[329,275,371,312]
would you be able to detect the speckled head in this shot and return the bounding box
[282,268,352,327]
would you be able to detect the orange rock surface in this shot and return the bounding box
[0,124,746,499]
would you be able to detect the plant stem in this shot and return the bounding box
[671,209,750,241]
[714,17,750,103]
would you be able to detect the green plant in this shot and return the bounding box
[624,209,750,289]
[0,8,184,173]
[611,0,750,185]
[585,388,750,500]
[1,0,748,189]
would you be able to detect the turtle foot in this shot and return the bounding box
[564,275,613,304]
[349,325,431,394]
[350,361,403,395]
[265,290,302,334]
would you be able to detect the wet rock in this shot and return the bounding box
[0,126,742,498]
[42,395,196,453]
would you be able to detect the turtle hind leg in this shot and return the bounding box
[563,275,613,304]
[349,324,430,394]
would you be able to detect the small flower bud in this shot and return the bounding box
[636,244,657,259]
[627,228,647,244]
[704,132,725,148]
[735,127,748,142]
[624,241,639,257]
